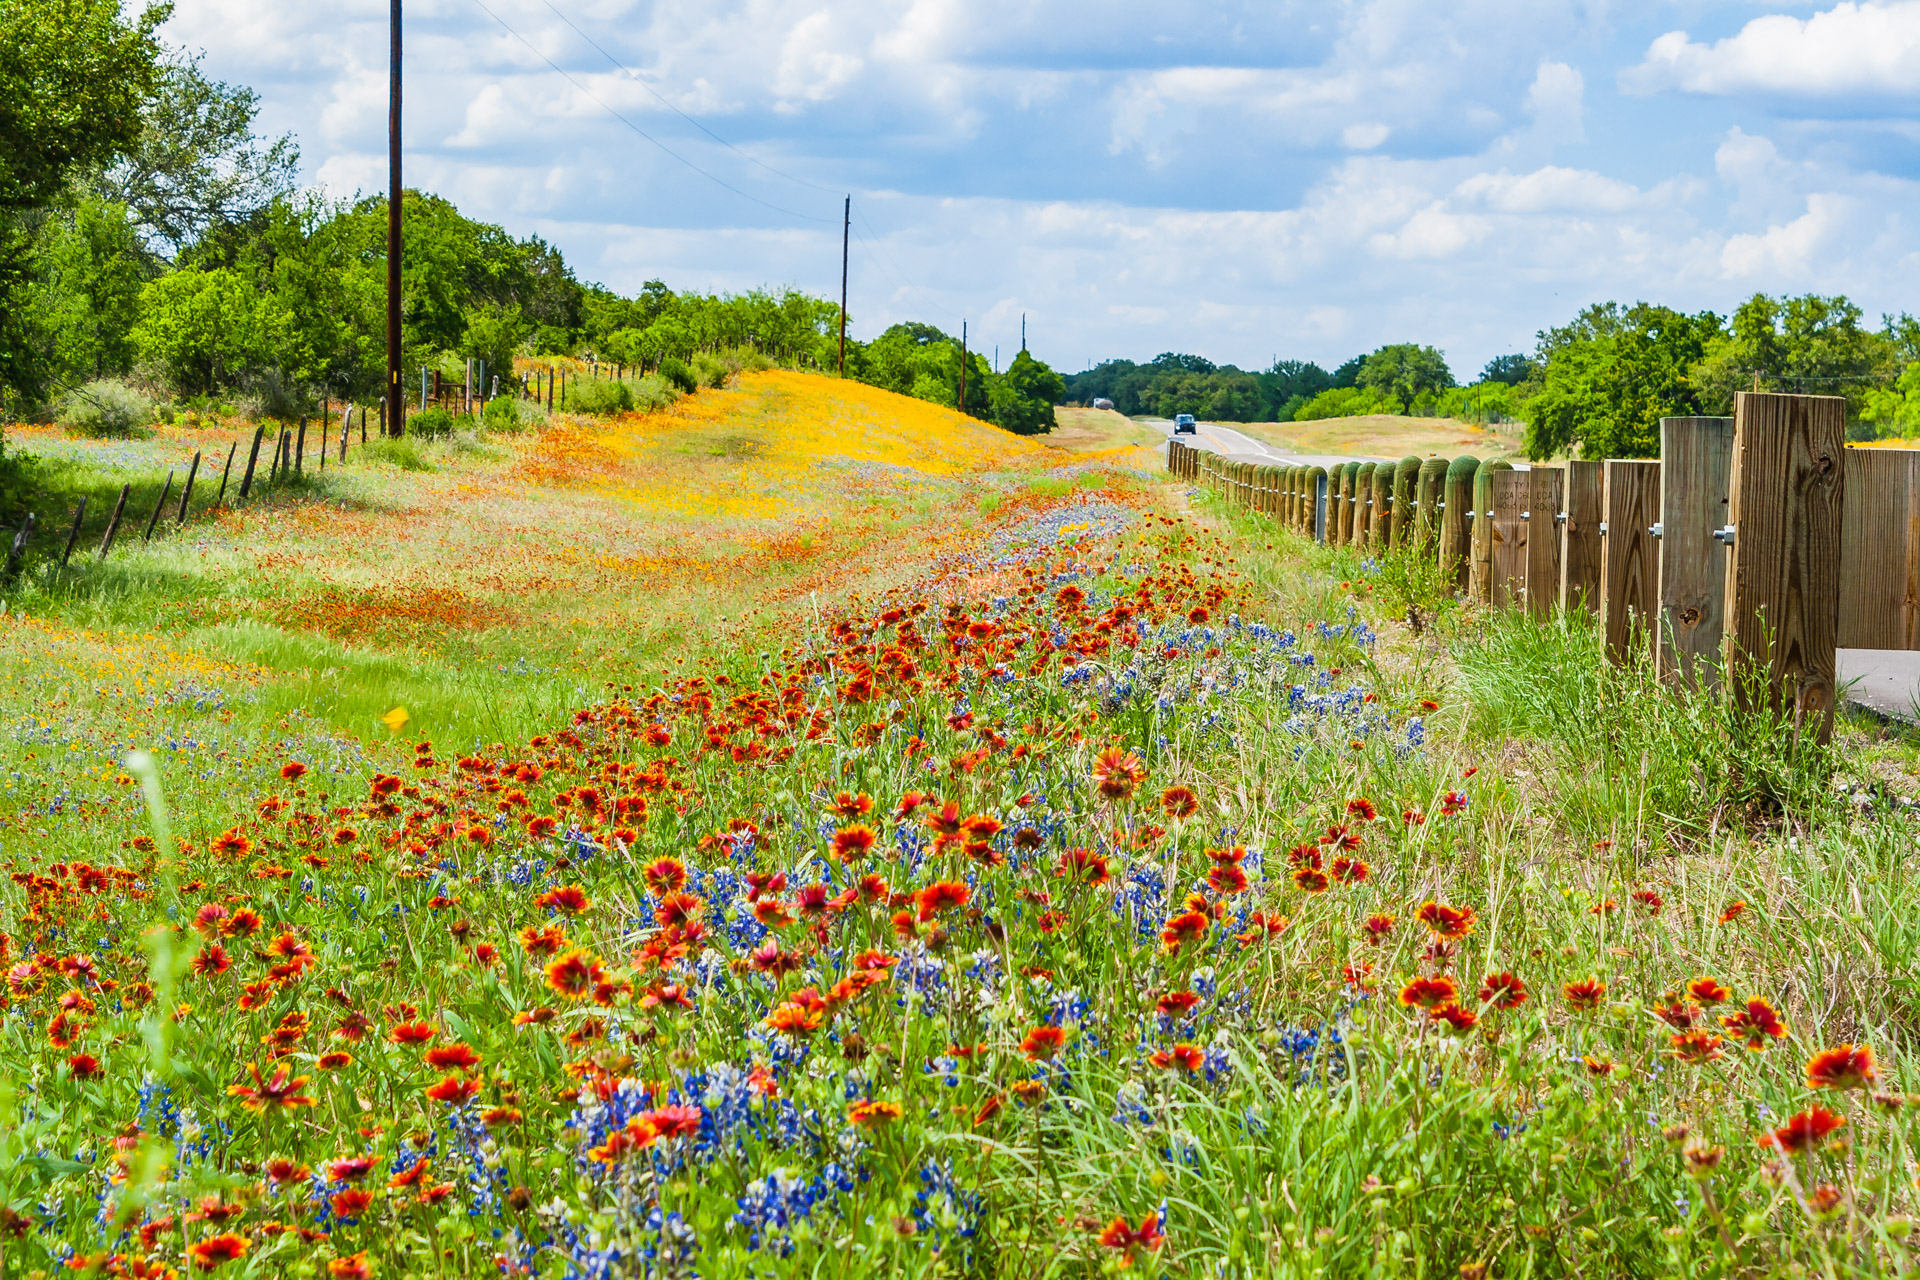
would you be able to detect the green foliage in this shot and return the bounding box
[0,0,167,213]
[657,357,696,394]
[87,53,298,254]
[407,406,455,440]
[1356,342,1454,408]
[481,394,531,434]
[1692,293,1898,433]
[1293,384,1401,420]
[987,348,1064,435]
[13,195,153,390]
[1433,380,1523,425]
[689,351,731,389]
[562,376,633,416]
[130,262,303,395]
[1524,301,1723,459]
[1862,362,1920,437]
[57,378,152,437]
[1481,352,1536,384]
[849,322,989,416]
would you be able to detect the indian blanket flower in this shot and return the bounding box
[1159,911,1210,954]
[1362,914,1395,944]
[1399,976,1457,1010]
[1291,866,1330,894]
[1149,1044,1205,1071]
[1718,998,1788,1051]
[544,949,607,1001]
[1669,1031,1726,1064]
[188,1234,249,1270]
[227,1063,316,1113]
[1160,786,1199,818]
[1761,1107,1846,1155]
[1429,1003,1478,1033]
[1021,1025,1068,1061]
[1414,900,1475,940]
[1477,972,1527,1010]
[1806,1044,1878,1092]
[1097,1213,1165,1265]
[1562,979,1607,1012]
[1685,977,1731,1006]
[916,880,971,921]
[831,825,879,861]
[847,1099,903,1127]
[642,857,687,894]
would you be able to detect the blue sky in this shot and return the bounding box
[164,0,1920,381]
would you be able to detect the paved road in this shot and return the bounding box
[1838,649,1920,723]
[1140,416,1390,469]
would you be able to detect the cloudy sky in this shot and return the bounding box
[162,0,1920,380]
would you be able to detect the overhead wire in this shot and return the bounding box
[536,0,840,198]
[465,0,831,223]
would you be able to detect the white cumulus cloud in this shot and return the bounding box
[1623,2,1920,98]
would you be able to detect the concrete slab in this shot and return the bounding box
[1838,648,1920,723]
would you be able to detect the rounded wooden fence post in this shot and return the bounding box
[1414,458,1447,551]
[1470,459,1513,602]
[1438,456,1479,591]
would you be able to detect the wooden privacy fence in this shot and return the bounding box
[1169,392,1887,740]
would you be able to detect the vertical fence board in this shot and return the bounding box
[1656,417,1735,688]
[1559,460,1603,614]
[1526,467,1564,619]
[1489,471,1528,608]
[1415,459,1447,552]
[1723,392,1845,737]
[1353,463,1377,546]
[1470,459,1512,603]
[1838,448,1920,650]
[1601,460,1661,664]
[1439,456,1478,589]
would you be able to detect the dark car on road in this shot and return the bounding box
[1173,414,1197,434]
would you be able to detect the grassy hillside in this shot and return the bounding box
[0,371,1916,1279]
[1231,412,1526,459]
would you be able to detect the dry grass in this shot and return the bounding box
[1231,412,1524,459]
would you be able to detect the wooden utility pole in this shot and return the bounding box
[838,196,849,378]
[387,0,404,436]
[959,321,967,411]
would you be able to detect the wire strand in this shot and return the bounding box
[536,0,841,198]
[465,0,831,224]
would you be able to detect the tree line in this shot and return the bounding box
[0,0,1064,451]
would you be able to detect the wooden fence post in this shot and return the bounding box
[1838,447,1920,649]
[1370,462,1396,550]
[1390,455,1419,547]
[1600,460,1661,664]
[1470,459,1513,602]
[143,470,175,543]
[296,417,307,474]
[176,450,202,525]
[1559,460,1603,614]
[1337,463,1359,545]
[1308,466,1328,541]
[1526,466,1564,619]
[58,498,87,571]
[1489,470,1528,608]
[1656,417,1735,687]
[1353,462,1377,546]
[1723,391,1845,739]
[1439,456,1478,588]
[239,426,266,499]
[1414,458,1446,551]
[97,484,131,557]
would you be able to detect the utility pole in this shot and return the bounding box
[959,321,967,412]
[1021,314,1026,352]
[387,0,404,435]
[838,196,849,378]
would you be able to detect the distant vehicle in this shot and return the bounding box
[1091,397,1115,411]
[1173,414,1197,434]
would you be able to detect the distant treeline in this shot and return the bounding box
[1067,294,1920,457]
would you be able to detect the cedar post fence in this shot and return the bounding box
[1160,388,1879,733]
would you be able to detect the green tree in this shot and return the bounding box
[131,264,303,394]
[988,349,1064,435]
[1690,293,1894,433]
[1357,343,1454,410]
[15,195,153,386]
[1524,302,1723,459]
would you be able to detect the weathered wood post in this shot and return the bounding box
[1337,463,1360,546]
[1470,459,1513,602]
[1307,465,1328,541]
[1600,460,1661,664]
[1838,447,1920,650]
[1722,391,1844,739]
[1489,470,1528,609]
[1656,417,1735,687]
[3,513,33,580]
[1439,455,1478,588]
[97,484,131,558]
[1390,455,1419,547]
[1369,462,1396,551]
[1525,466,1564,620]
[239,426,266,499]
[143,470,175,543]
[1353,462,1378,546]
[214,441,238,508]
[175,450,202,525]
[295,417,307,474]
[58,498,87,572]
[1415,458,1447,551]
[1559,460,1603,614]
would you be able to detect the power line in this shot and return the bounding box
[536,0,840,197]
[466,0,831,224]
